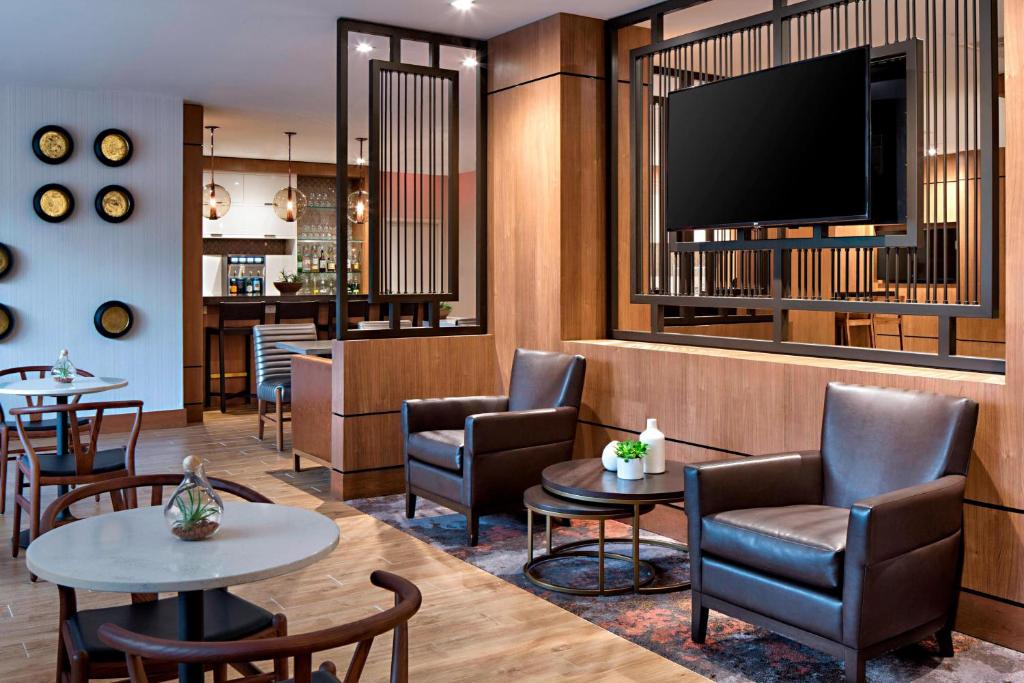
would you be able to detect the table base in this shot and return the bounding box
[524,537,658,596]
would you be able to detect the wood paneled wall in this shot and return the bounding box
[183,103,204,423]
[488,14,607,387]
[489,9,1024,651]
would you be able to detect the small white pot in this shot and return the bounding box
[617,457,645,480]
[601,441,620,471]
[640,418,666,474]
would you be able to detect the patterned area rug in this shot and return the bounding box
[272,467,1024,682]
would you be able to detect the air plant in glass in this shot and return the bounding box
[50,348,77,384]
[165,456,224,541]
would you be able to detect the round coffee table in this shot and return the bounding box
[540,459,689,594]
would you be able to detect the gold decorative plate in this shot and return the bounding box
[0,304,14,342]
[94,301,133,338]
[32,125,74,164]
[94,128,133,166]
[0,243,11,279]
[95,185,134,223]
[33,184,75,222]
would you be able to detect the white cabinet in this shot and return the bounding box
[202,172,295,239]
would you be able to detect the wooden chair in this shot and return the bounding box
[9,399,138,557]
[97,569,422,683]
[0,365,94,515]
[253,323,318,453]
[41,474,289,683]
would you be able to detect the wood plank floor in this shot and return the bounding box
[0,411,706,682]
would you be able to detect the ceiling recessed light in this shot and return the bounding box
[356,42,373,54]
[927,146,937,157]
[451,0,474,10]
[462,55,479,68]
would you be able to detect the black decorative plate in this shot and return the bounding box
[0,304,14,341]
[33,184,75,222]
[95,185,134,223]
[0,243,11,279]
[94,128,133,166]
[94,300,133,338]
[32,125,73,164]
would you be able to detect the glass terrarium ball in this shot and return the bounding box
[347,189,369,225]
[165,455,224,541]
[203,183,232,220]
[272,187,307,222]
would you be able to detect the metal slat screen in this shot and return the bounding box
[369,61,459,302]
[621,0,1000,372]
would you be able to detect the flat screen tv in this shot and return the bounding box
[665,47,870,231]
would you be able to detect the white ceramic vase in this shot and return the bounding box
[640,418,666,474]
[601,441,620,471]
[617,457,644,480]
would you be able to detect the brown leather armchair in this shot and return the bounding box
[684,382,978,683]
[403,348,586,546]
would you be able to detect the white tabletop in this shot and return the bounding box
[26,502,340,593]
[0,376,128,397]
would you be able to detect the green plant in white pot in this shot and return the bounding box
[615,440,647,480]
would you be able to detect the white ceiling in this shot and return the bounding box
[0,0,668,165]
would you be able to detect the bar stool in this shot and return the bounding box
[274,299,319,325]
[205,301,265,413]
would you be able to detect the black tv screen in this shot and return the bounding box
[665,47,870,231]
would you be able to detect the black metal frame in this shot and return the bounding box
[336,19,487,339]
[605,0,1003,374]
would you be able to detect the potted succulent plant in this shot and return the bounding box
[439,302,452,319]
[615,440,648,480]
[274,270,303,295]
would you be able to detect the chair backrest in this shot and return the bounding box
[11,400,142,477]
[253,323,318,385]
[274,300,320,324]
[217,301,266,327]
[819,382,979,508]
[97,570,422,683]
[0,365,94,423]
[507,349,587,412]
[42,472,272,532]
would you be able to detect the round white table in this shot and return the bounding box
[27,501,340,683]
[0,376,128,534]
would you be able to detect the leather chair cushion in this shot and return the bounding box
[702,504,849,591]
[284,672,340,683]
[67,589,275,662]
[257,379,291,404]
[21,447,126,477]
[3,416,91,433]
[407,430,464,472]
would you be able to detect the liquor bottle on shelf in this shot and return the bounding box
[327,246,335,273]
[297,247,303,274]
[319,248,326,273]
[303,247,313,273]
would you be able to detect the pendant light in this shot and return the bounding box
[347,137,369,225]
[272,131,306,222]
[203,125,231,220]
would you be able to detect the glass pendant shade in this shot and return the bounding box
[203,183,232,220]
[272,186,307,222]
[347,189,369,224]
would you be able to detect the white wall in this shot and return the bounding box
[0,85,183,412]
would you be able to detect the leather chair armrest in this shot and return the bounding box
[465,406,578,455]
[846,475,966,567]
[401,396,509,435]
[684,450,823,519]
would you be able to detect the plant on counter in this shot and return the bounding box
[439,301,452,319]
[615,440,648,461]
[274,270,304,294]
[277,269,302,284]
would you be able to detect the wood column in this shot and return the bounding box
[488,14,607,386]
[182,103,204,423]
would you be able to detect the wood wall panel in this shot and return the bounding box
[336,412,404,471]
[488,14,605,93]
[291,355,333,466]
[182,103,204,422]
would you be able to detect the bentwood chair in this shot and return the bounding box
[685,383,978,683]
[253,323,318,454]
[97,570,421,683]
[0,365,94,515]
[403,348,586,546]
[10,400,139,557]
[41,474,289,683]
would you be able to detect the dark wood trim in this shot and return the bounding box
[201,155,361,179]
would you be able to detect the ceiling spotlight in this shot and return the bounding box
[462,54,479,68]
[356,42,373,54]
[451,0,474,10]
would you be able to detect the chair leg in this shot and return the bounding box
[275,393,285,452]
[936,626,955,657]
[691,590,709,643]
[466,510,479,547]
[218,329,227,413]
[273,613,289,680]
[405,492,416,519]
[0,428,8,514]
[843,647,865,683]
[293,452,301,472]
[257,399,266,440]
[245,335,253,406]
[11,467,23,557]
[204,329,211,408]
